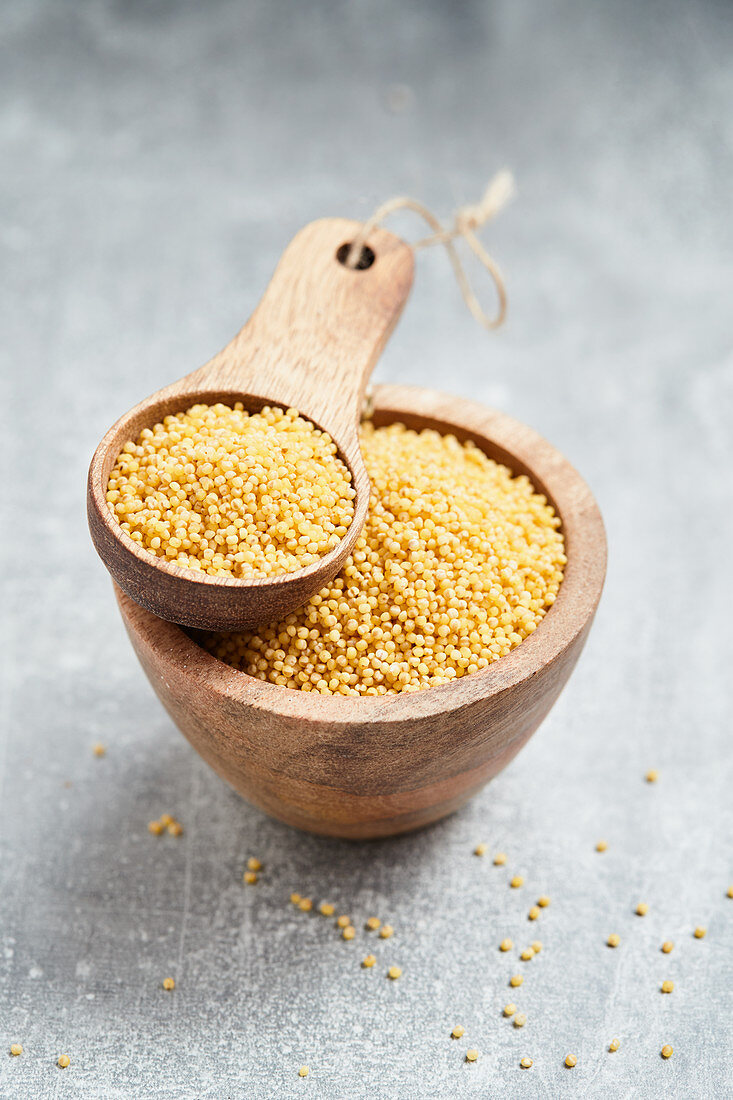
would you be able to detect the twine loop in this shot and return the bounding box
[346,171,515,330]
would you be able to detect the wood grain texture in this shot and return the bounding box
[87,218,414,631]
[115,384,607,839]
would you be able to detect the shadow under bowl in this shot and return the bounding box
[115,384,607,839]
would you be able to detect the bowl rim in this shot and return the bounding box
[118,383,606,724]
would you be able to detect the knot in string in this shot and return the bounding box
[345,170,515,330]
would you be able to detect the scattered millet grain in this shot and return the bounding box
[537,895,550,908]
[243,871,258,885]
[159,814,174,827]
[298,1065,309,1078]
[514,1013,527,1029]
[727,885,733,899]
[528,906,540,921]
[510,975,524,988]
[500,939,513,952]
[661,1045,673,1059]
[466,1049,479,1063]
[167,822,183,837]
[645,770,659,783]
[342,926,356,941]
[565,1054,577,1068]
[503,1003,517,1017]
[379,925,394,940]
[10,1044,23,1056]
[148,820,164,836]
[661,941,674,954]
[474,843,487,857]
[92,743,106,757]
[336,915,351,928]
[298,898,313,913]
[520,948,535,961]
[387,966,402,980]
[609,1038,620,1052]
[661,980,674,993]
[451,1025,464,1039]
[247,857,262,872]
[595,840,608,852]
[635,903,649,916]
[57,1055,71,1068]
[290,893,301,905]
[510,875,524,889]
[520,1057,533,1069]
[319,903,335,917]
[494,853,508,866]
[531,941,542,954]
[162,977,175,990]
[607,934,620,948]
[202,423,565,695]
[107,404,355,579]
[362,955,376,969]
[366,917,381,931]
[694,926,706,939]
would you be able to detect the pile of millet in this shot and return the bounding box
[203,421,566,694]
[106,403,355,578]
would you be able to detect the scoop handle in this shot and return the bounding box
[186,218,415,448]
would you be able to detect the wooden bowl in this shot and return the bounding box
[116,384,606,839]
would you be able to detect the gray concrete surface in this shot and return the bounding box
[2,1,732,1097]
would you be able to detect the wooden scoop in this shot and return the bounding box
[87,218,414,631]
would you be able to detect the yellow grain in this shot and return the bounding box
[203,423,565,695]
[108,404,355,579]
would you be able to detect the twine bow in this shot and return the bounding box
[346,170,515,330]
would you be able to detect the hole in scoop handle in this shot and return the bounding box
[189,217,415,446]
